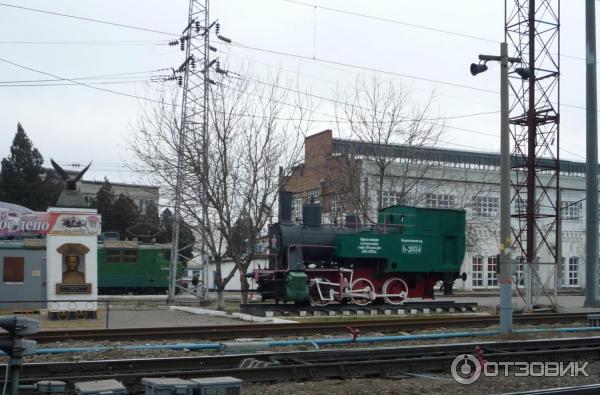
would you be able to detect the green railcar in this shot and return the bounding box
[98,241,177,294]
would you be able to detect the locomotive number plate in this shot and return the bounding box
[401,239,423,255]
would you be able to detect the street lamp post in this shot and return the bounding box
[471,42,522,334]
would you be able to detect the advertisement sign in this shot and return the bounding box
[49,213,101,236]
[0,204,101,237]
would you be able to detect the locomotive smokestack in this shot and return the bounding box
[303,203,321,227]
[279,191,293,223]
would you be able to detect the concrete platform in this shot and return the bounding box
[436,294,600,314]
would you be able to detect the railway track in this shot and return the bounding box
[8,336,600,390]
[29,312,588,343]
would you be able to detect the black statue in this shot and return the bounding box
[50,159,91,191]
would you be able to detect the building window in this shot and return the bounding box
[561,201,582,221]
[424,193,456,209]
[291,194,302,221]
[472,257,483,287]
[487,256,498,287]
[559,256,566,287]
[307,189,320,204]
[3,257,24,283]
[382,191,404,208]
[137,199,145,214]
[515,261,525,287]
[512,196,540,215]
[512,196,527,216]
[330,195,340,219]
[568,257,579,286]
[473,196,499,218]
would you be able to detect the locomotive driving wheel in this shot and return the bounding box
[382,277,409,305]
[350,278,375,306]
[309,278,332,306]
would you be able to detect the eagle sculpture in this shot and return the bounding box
[50,159,91,190]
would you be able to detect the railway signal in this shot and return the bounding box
[0,316,38,395]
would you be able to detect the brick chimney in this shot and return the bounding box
[305,129,333,165]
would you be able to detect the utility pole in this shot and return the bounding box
[167,0,214,303]
[470,43,522,333]
[506,0,560,312]
[499,42,514,333]
[584,0,599,307]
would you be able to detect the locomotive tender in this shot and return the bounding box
[252,192,466,305]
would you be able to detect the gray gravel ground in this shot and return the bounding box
[103,307,243,328]
[244,362,600,395]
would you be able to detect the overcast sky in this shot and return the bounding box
[0,0,593,185]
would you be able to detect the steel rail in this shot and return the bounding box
[500,384,600,395]
[27,313,588,343]
[8,336,600,385]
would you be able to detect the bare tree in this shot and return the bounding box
[333,74,445,222]
[131,65,313,308]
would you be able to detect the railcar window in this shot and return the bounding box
[123,249,138,263]
[3,257,24,283]
[105,249,122,263]
[105,249,138,264]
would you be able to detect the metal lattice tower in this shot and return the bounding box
[505,0,560,311]
[167,0,212,302]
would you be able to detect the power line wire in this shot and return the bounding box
[0,2,179,37]
[224,48,507,113]
[230,42,499,94]
[0,68,171,84]
[228,73,500,123]
[219,79,498,137]
[282,0,590,63]
[229,41,593,112]
[0,40,166,46]
[282,0,498,44]
[0,57,179,106]
[0,80,157,87]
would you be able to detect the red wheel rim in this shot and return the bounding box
[350,278,374,306]
[383,277,408,305]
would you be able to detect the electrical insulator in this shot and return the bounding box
[180,39,185,51]
[178,76,183,86]
[195,21,200,33]
[191,58,196,70]
[209,45,217,52]
[216,22,220,34]
[217,35,231,44]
